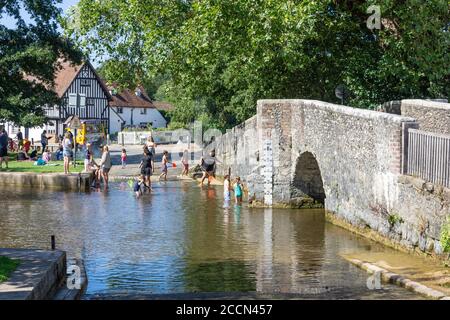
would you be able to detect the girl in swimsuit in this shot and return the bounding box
[233,176,243,205]
[159,150,170,181]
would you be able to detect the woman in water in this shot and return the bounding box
[146,136,157,170]
[99,145,112,187]
[139,146,153,189]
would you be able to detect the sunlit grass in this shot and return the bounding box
[0,153,83,173]
[0,256,20,283]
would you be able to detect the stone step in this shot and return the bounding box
[53,258,88,300]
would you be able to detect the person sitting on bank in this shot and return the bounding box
[42,147,51,163]
[23,138,31,153]
[55,144,63,161]
[17,147,30,161]
[28,147,39,161]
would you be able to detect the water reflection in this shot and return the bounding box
[0,183,422,299]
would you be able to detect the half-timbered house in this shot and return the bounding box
[3,59,112,142]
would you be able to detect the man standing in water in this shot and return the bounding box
[200,149,218,186]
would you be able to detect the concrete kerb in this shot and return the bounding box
[0,248,66,300]
[0,172,93,192]
[347,258,450,300]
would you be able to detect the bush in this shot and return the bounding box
[441,217,450,253]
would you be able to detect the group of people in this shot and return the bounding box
[133,136,171,196]
[132,140,245,205]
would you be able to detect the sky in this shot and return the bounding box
[0,1,103,66]
[0,0,80,29]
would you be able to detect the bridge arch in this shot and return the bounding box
[291,152,326,208]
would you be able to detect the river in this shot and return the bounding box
[0,182,423,299]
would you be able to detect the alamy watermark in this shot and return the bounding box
[366,271,382,290]
[366,5,381,30]
[67,264,81,290]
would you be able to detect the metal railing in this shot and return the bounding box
[407,129,450,188]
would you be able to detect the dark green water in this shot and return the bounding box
[0,182,423,299]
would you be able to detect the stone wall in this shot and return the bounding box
[379,99,450,135]
[392,175,450,255]
[212,115,264,197]
[209,99,449,256]
[0,172,93,192]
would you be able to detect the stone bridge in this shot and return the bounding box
[212,99,450,256]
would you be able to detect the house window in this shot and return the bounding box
[79,94,86,113]
[80,79,90,87]
[68,93,77,114]
[117,107,123,114]
[140,108,147,115]
[86,98,95,106]
[68,93,86,115]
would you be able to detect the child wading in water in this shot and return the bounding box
[121,148,127,168]
[133,175,147,197]
[233,177,243,205]
[159,150,171,181]
[181,149,189,176]
[223,174,231,207]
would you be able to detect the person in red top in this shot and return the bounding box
[121,148,127,168]
[23,139,31,153]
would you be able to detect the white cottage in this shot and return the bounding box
[109,85,168,134]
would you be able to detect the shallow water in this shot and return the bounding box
[0,182,423,299]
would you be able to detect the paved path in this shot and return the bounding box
[105,143,202,181]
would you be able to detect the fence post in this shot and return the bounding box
[401,122,419,175]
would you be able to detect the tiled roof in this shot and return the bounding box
[153,101,174,111]
[26,58,112,100]
[52,59,82,97]
[109,85,155,109]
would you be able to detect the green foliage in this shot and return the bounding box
[0,0,82,126]
[388,213,404,227]
[0,256,20,283]
[441,217,450,253]
[64,0,449,129]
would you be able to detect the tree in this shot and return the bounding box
[64,0,449,129]
[0,0,82,127]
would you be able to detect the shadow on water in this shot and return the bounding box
[0,182,424,299]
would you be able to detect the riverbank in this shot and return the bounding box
[0,248,66,300]
[343,255,450,300]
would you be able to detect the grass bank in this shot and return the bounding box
[0,153,83,173]
[0,256,20,283]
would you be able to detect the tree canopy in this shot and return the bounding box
[64,0,449,129]
[0,0,81,127]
